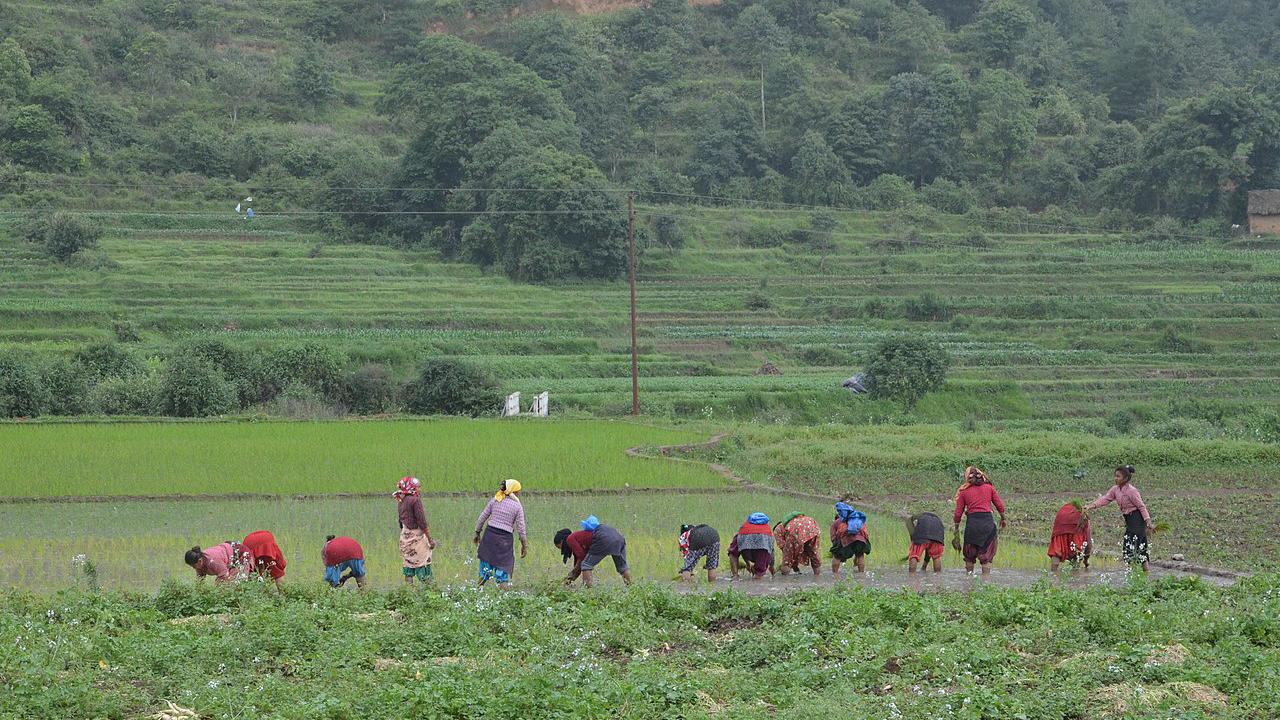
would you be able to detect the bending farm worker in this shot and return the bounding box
[678,523,721,583]
[1085,465,1153,572]
[774,513,822,577]
[322,535,367,589]
[953,466,1006,575]
[394,476,435,584]
[241,530,286,590]
[474,479,528,588]
[558,515,631,588]
[728,512,775,581]
[906,512,945,573]
[830,502,870,576]
[1048,502,1092,572]
[184,541,243,584]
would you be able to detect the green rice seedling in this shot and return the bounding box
[0,419,723,497]
[0,491,1107,593]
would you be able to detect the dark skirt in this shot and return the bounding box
[831,539,871,561]
[1122,511,1150,564]
[963,512,998,563]
[478,526,515,575]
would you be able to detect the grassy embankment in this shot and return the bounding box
[2,577,1277,718]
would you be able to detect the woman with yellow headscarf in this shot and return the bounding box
[473,479,528,587]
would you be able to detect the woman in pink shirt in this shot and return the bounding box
[952,466,1006,574]
[1086,465,1153,572]
[184,541,241,584]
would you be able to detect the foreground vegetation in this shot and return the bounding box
[3,576,1277,719]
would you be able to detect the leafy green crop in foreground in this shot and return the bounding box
[2,577,1277,719]
[0,419,723,496]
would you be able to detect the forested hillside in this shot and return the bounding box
[4,0,1280,247]
[3,0,1280,431]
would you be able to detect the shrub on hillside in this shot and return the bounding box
[744,290,773,311]
[920,178,976,215]
[649,215,685,250]
[403,359,500,417]
[863,337,950,407]
[178,338,258,407]
[87,372,163,416]
[341,364,399,415]
[73,341,142,380]
[40,358,91,415]
[903,292,955,321]
[0,352,49,417]
[258,343,346,401]
[861,174,916,211]
[23,212,103,262]
[161,356,237,417]
[1155,327,1213,354]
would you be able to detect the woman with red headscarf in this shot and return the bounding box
[394,476,435,584]
[240,530,286,590]
[952,466,1006,574]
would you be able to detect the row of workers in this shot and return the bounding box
[183,465,1154,586]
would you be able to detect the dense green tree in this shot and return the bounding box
[0,38,32,102]
[461,147,627,282]
[823,94,887,184]
[1105,0,1196,120]
[160,356,237,418]
[965,0,1035,68]
[381,36,577,218]
[884,1,947,73]
[883,73,963,185]
[1134,85,1280,219]
[290,43,337,107]
[403,359,499,417]
[686,96,768,194]
[733,5,788,133]
[971,69,1036,178]
[789,131,850,205]
[0,353,48,418]
[863,336,950,407]
[1,105,71,170]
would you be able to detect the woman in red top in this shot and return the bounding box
[1047,502,1091,572]
[241,530,286,590]
[952,467,1006,575]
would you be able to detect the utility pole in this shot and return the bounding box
[628,192,640,416]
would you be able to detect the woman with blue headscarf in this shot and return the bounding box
[555,515,631,588]
[830,500,870,576]
[728,512,775,581]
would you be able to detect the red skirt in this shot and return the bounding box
[909,542,944,561]
[1047,532,1091,561]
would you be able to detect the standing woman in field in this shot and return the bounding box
[952,466,1006,575]
[241,530,286,590]
[474,479,528,588]
[394,476,435,584]
[1085,465,1153,572]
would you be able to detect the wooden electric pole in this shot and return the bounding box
[628,192,640,416]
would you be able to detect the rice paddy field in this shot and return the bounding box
[0,492,1082,593]
[0,419,722,497]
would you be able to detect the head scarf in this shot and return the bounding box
[834,502,866,534]
[495,478,522,502]
[747,512,769,525]
[394,476,420,501]
[779,512,804,528]
[680,524,692,534]
[581,515,600,531]
[554,528,573,563]
[953,466,989,501]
